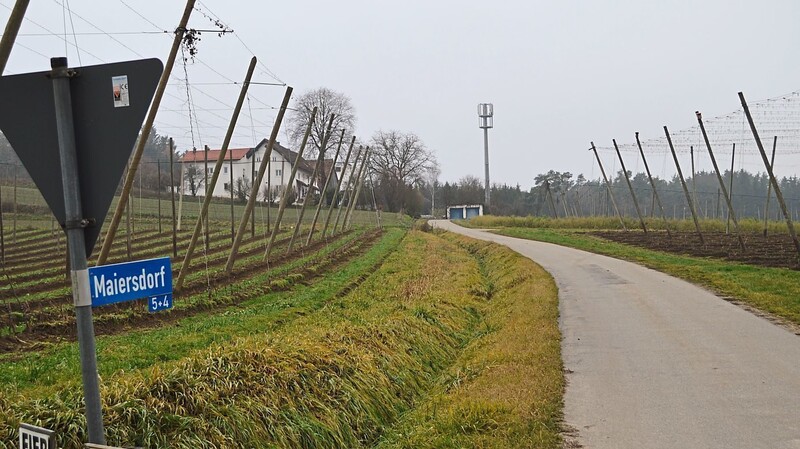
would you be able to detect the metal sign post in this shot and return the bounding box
[50,56,106,445]
[0,56,162,446]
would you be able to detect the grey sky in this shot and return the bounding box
[3,0,800,189]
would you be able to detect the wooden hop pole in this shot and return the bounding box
[264,107,317,260]
[306,129,346,246]
[635,132,670,237]
[613,139,647,233]
[739,92,800,258]
[224,86,293,274]
[97,0,196,265]
[286,115,335,254]
[321,135,356,239]
[664,125,704,245]
[590,143,626,230]
[696,111,744,250]
[176,57,257,290]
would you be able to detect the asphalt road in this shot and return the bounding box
[432,220,800,449]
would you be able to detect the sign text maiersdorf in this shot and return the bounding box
[88,256,172,307]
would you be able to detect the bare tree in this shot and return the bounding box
[286,87,356,159]
[369,130,437,214]
[370,130,436,187]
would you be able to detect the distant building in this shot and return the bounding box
[447,204,483,220]
[178,139,354,204]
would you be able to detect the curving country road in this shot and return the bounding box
[432,220,800,449]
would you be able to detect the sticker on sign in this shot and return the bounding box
[111,75,129,107]
[89,256,172,310]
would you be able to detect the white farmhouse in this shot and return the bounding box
[178,139,355,204]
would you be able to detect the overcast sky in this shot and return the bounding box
[3,0,800,189]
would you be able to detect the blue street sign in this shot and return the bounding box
[89,256,172,309]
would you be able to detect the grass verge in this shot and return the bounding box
[1,227,563,449]
[492,226,800,326]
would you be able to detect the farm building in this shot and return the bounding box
[447,204,484,220]
[179,139,353,204]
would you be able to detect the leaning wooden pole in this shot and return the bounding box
[306,129,346,246]
[333,145,364,234]
[590,143,626,230]
[321,135,356,239]
[286,114,335,254]
[344,148,371,230]
[635,133,671,237]
[175,57,257,290]
[613,139,647,233]
[763,136,777,237]
[664,125,704,245]
[97,0,195,265]
[739,91,800,258]
[0,0,29,74]
[696,111,744,250]
[727,143,736,233]
[223,86,293,274]
[264,106,317,260]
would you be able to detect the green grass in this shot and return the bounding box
[466,214,792,234]
[0,227,563,449]
[0,228,404,398]
[488,226,800,325]
[2,186,411,231]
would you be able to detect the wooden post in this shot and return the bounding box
[727,143,735,233]
[0,0,30,74]
[224,86,293,274]
[345,148,371,230]
[333,145,364,234]
[264,107,317,260]
[613,139,647,233]
[176,57,257,290]
[664,125,704,245]
[203,144,209,252]
[251,136,256,238]
[306,129,346,246]
[169,138,177,258]
[321,135,356,239]
[266,151,271,233]
[696,112,744,250]
[739,92,800,258]
[12,164,17,243]
[229,148,234,242]
[126,191,132,260]
[590,143,626,230]
[286,114,334,254]
[690,146,696,209]
[157,160,163,233]
[635,133,670,237]
[96,0,196,265]
[763,136,777,237]
[177,154,185,231]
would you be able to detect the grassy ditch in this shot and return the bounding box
[0,228,562,449]
[492,226,800,325]
[375,232,563,449]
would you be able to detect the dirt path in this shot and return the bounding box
[432,221,800,449]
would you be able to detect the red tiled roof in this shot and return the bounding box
[180,148,250,162]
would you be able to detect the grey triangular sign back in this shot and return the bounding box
[0,58,163,257]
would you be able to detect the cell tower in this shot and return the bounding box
[478,103,493,208]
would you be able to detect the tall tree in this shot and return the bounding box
[369,130,437,214]
[286,87,356,159]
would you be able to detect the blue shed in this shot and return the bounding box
[447,205,484,220]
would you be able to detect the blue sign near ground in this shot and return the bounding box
[89,257,172,311]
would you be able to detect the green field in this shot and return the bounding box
[0,225,563,448]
